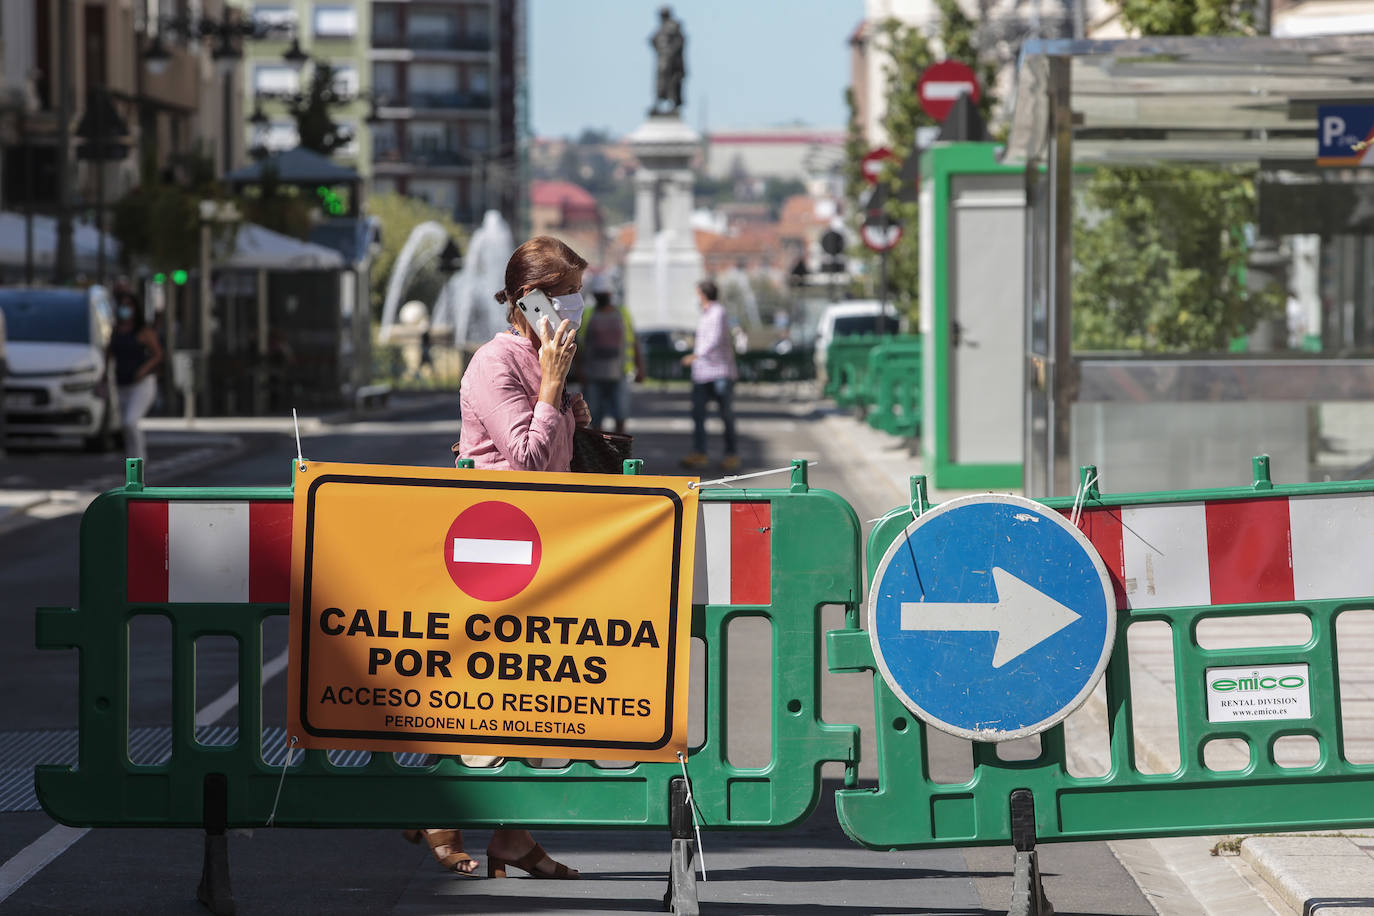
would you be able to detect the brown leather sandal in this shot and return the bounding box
[403,828,478,876]
[486,842,579,879]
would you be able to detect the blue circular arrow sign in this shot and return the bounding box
[868,494,1116,741]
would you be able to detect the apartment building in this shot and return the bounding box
[369,0,524,229]
[241,0,373,175]
[0,0,233,280]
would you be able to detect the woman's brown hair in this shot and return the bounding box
[495,236,589,324]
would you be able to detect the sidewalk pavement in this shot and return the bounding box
[0,390,458,533]
[820,405,1374,916]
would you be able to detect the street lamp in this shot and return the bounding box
[282,37,310,70]
[141,9,305,174]
[143,33,172,77]
[438,238,463,274]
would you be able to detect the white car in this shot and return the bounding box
[814,300,903,382]
[0,286,122,450]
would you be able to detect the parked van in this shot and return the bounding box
[814,300,903,382]
[0,286,122,450]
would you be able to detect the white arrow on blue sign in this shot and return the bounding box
[867,493,1116,742]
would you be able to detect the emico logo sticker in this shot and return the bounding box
[1205,663,1311,722]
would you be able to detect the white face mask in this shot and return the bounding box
[549,291,586,331]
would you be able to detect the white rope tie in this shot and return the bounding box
[910,479,926,520]
[676,751,707,881]
[266,735,299,826]
[292,408,306,471]
[689,461,817,489]
[1070,472,1099,527]
[865,479,928,525]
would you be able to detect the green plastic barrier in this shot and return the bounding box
[823,335,882,407]
[830,459,1374,853]
[735,348,815,383]
[35,459,860,835]
[863,337,922,438]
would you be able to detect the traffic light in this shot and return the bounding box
[171,269,189,286]
[152,272,166,285]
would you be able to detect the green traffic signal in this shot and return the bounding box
[152,272,166,285]
[172,269,189,286]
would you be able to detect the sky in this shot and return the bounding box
[528,0,864,139]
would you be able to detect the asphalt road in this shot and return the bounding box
[0,387,1158,915]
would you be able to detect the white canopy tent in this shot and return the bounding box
[220,223,344,270]
[0,211,121,275]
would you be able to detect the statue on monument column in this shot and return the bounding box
[649,6,685,115]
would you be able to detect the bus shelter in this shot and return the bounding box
[1003,34,1374,497]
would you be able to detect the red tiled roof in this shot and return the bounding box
[530,180,598,208]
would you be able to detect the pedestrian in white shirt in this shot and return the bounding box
[680,279,739,471]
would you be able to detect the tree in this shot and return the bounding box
[236,164,315,240]
[366,192,467,315]
[844,8,996,319]
[1072,0,1279,351]
[111,146,233,271]
[288,61,353,158]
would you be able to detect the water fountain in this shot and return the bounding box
[378,220,449,342]
[430,210,515,346]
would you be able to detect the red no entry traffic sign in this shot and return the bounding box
[444,501,542,601]
[861,222,903,253]
[918,60,981,123]
[861,147,895,185]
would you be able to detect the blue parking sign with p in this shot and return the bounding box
[1318,105,1374,167]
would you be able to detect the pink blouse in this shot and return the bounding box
[457,330,574,471]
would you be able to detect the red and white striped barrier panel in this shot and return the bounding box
[127,501,293,604]
[1072,492,1374,609]
[692,501,772,606]
[126,499,774,607]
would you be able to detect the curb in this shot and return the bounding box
[1242,836,1374,916]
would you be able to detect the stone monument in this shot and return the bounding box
[623,6,704,332]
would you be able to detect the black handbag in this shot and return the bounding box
[570,428,634,474]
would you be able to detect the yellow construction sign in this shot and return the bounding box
[287,461,698,761]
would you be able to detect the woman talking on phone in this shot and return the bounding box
[406,236,590,880]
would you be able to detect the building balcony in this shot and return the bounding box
[371,33,493,52]
[378,91,493,111]
[373,147,478,169]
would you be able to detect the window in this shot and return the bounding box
[466,120,489,150]
[409,63,459,107]
[409,178,459,215]
[410,63,458,92]
[262,121,300,153]
[371,122,399,159]
[313,5,357,38]
[409,9,457,46]
[330,63,358,96]
[254,65,300,94]
[372,5,399,43]
[467,65,490,96]
[372,62,398,104]
[406,121,449,153]
[253,5,297,29]
[337,121,359,157]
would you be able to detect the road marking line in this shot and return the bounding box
[197,647,291,728]
[0,825,90,904]
[0,645,292,900]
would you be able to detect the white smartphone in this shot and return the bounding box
[515,289,556,336]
